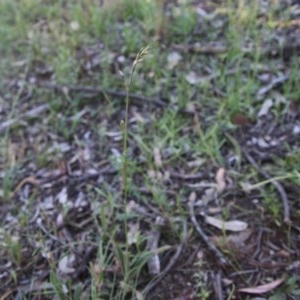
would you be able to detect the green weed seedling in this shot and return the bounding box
[269,275,300,300]
[4,232,22,267]
[193,260,211,300]
[262,187,282,226]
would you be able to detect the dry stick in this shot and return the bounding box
[0,103,49,133]
[173,43,229,54]
[256,74,289,96]
[146,217,164,276]
[213,271,223,300]
[189,198,228,266]
[173,41,300,58]
[241,147,291,224]
[142,220,187,296]
[169,171,205,180]
[252,228,264,260]
[34,81,167,107]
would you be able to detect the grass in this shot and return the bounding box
[0,0,300,299]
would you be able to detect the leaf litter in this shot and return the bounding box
[1,0,300,299]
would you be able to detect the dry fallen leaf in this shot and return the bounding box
[215,168,226,193]
[147,250,160,276]
[202,188,217,204]
[240,181,258,192]
[154,147,162,167]
[58,254,76,275]
[257,74,288,96]
[70,20,80,31]
[56,187,68,204]
[132,110,145,123]
[189,191,197,202]
[127,223,140,245]
[167,51,182,69]
[187,159,205,168]
[185,71,201,85]
[126,200,136,213]
[135,290,145,300]
[205,215,248,232]
[147,169,156,180]
[13,176,40,197]
[226,228,252,245]
[211,228,252,248]
[105,131,123,141]
[56,213,64,228]
[231,113,251,127]
[258,98,273,117]
[238,276,285,294]
[146,217,164,275]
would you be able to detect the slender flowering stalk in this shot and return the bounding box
[120,46,150,288]
[122,45,150,195]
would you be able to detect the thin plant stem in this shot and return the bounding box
[120,46,150,297]
[122,45,150,195]
[122,71,135,197]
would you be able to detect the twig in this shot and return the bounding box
[257,74,289,97]
[34,81,167,107]
[0,103,49,133]
[146,217,164,276]
[189,198,228,266]
[229,269,258,278]
[173,43,257,56]
[174,41,300,59]
[213,271,223,300]
[169,171,204,180]
[252,228,264,260]
[173,43,229,54]
[142,220,187,296]
[241,147,291,224]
